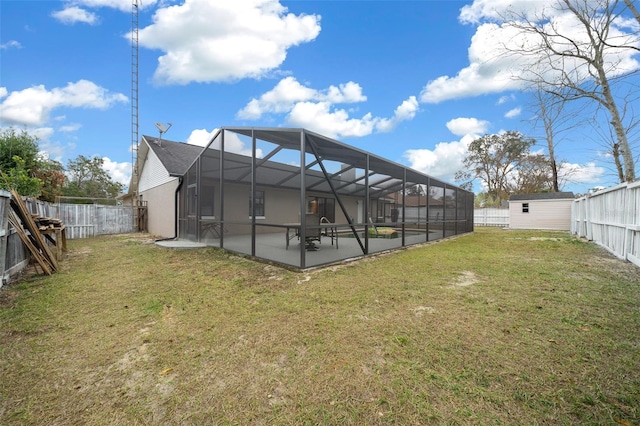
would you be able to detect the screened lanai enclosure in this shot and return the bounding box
[178,127,474,269]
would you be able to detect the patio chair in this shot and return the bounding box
[305,213,321,250]
[320,216,338,249]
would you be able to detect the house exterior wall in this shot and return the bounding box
[140,180,179,237]
[136,145,181,237]
[198,182,359,238]
[509,199,573,230]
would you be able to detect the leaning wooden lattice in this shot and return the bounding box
[9,189,58,273]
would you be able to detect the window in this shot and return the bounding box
[250,190,265,217]
[522,203,529,213]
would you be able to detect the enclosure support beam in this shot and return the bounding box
[235,145,283,183]
[219,131,225,248]
[402,169,406,247]
[250,130,257,257]
[274,159,320,187]
[299,131,307,269]
[306,136,365,255]
[364,155,370,254]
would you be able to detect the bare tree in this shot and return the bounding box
[527,84,582,191]
[535,89,560,191]
[503,0,639,182]
[623,0,640,30]
[586,103,640,182]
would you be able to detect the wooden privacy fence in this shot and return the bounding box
[1,191,30,285]
[474,208,509,227]
[2,197,137,284]
[54,204,135,239]
[571,181,640,267]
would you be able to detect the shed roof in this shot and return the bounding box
[509,192,575,201]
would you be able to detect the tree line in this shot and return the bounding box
[0,128,124,202]
[456,0,639,206]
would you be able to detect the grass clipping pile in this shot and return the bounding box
[0,228,639,425]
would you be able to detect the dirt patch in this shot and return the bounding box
[0,286,19,308]
[449,270,478,288]
[413,306,436,317]
[590,250,640,282]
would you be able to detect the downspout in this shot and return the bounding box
[155,176,183,242]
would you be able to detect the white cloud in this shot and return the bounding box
[420,23,529,103]
[59,0,158,14]
[186,128,217,147]
[404,116,490,182]
[497,94,515,105]
[287,102,377,139]
[52,6,98,25]
[136,0,321,84]
[446,117,489,136]
[404,139,471,182]
[58,123,82,132]
[102,157,132,186]
[236,77,364,120]
[34,127,54,139]
[186,128,263,157]
[376,96,419,132]
[238,77,418,139]
[459,0,554,25]
[39,138,77,162]
[0,40,22,50]
[421,1,640,103]
[505,107,521,118]
[558,161,605,184]
[0,80,128,126]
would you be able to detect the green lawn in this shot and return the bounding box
[1,228,638,425]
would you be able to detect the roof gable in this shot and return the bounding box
[143,136,203,176]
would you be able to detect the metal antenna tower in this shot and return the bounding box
[131,0,139,204]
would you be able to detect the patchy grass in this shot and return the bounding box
[0,228,639,425]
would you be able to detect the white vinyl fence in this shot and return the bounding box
[474,208,509,227]
[571,181,640,267]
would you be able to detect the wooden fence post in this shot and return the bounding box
[0,190,10,286]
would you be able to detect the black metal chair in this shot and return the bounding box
[304,213,321,250]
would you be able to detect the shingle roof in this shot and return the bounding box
[143,136,203,176]
[509,192,575,201]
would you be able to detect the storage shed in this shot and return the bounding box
[509,192,575,231]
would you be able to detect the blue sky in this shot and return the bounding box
[1,0,638,195]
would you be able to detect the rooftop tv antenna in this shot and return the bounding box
[154,121,172,146]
